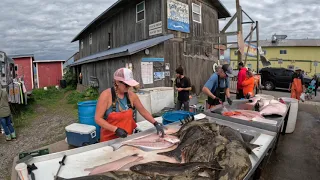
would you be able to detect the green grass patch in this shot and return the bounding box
[66,87,99,108]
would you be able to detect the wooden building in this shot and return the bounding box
[34,60,65,88]
[9,54,35,92]
[70,0,230,94]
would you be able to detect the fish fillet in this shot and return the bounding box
[84,154,143,175]
[259,100,287,117]
[112,134,180,151]
[223,110,277,125]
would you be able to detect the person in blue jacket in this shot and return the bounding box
[202,64,233,109]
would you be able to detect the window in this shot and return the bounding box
[81,40,83,49]
[108,33,112,49]
[136,1,145,22]
[192,3,201,23]
[280,50,287,54]
[263,50,267,55]
[89,33,92,45]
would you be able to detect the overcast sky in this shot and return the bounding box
[0,0,319,60]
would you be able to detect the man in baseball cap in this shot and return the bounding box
[95,68,165,142]
[202,64,233,109]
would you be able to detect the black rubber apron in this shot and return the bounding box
[208,76,226,106]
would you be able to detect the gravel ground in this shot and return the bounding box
[0,99,77,179]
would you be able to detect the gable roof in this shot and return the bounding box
[71,34,173,66]
[71,0,231,42]
[229,39,320,49]
[33,60,65,63]
[8,54,34,59]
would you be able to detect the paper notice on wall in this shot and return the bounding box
[154,72,165,81]
[141,62,153,84]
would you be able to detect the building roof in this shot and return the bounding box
[33,60,65,63]
[71,0,231,42]
[229,39,320,49]
[71,34,174,66]
[8,54,34,59]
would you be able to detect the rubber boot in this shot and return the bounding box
[11,132,16,140]
[5,135,12,141]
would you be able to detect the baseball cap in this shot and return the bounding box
[222,64,234,77]
[114,68,139,87]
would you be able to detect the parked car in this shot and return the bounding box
[259,67,311,91]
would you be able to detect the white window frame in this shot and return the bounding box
[136,1,145,23]
[192,3,202,24]
[89,33,92,45]
[81,40,84,49]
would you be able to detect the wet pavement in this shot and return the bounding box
[261,104,320,180]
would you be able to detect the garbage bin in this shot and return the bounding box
[280,97,298,133]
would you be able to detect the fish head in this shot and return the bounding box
[130,164,144,172]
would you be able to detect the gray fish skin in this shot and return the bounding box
[182,135,228,163]
[217,141,252,180]
[172,118,209,137]
[57,171,211,180]
[219,125,259,153]
[158,125,211,162]
[130,161,219,178]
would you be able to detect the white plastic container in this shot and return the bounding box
[136,92,151,122]
[280,97,298,133]
[15,163,29,180]
[140,87,174,114]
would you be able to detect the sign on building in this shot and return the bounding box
[167,0,190,33]
[149,21,162,36]
[278,59,283,64]
[314,61,318,67]
[244,43,257,57]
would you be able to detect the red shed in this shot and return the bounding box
[9,54,35,92]
[34,60,65,88]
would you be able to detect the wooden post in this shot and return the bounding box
[236,0,242,63]
[256,21,259,72]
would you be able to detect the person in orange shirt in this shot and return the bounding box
[242,70,255,98]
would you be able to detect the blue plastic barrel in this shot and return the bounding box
[162,111,195,125]
[78,100,100,139]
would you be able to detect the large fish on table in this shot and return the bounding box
[158,125,214,162]
[219,125,260,153]
[84,154,143,175]
[56,171,211,180]
[130,161,222,178]
[182,135,228,163]
[111,134,180,151]
[217,141,252,180]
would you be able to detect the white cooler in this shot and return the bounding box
[280,97,299,133]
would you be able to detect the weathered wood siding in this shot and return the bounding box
[79,0,164,59]
[81,44,165,92]
[161,0,220,94]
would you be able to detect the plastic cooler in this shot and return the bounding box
[65,123,98,147]
[162,111,195,125]
[78,100,101,139]
[280,97,298,133]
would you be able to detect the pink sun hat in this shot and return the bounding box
[114,68,139,87]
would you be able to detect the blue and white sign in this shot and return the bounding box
[167,0,190,33]
[142,58,164,62]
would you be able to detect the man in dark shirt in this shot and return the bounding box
[175,66,192,111]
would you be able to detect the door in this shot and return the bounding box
[277,69,294,89]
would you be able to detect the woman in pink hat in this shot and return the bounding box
[95,68,165,142]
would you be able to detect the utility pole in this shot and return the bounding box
[236,0,242,63]
[256,21,259,72]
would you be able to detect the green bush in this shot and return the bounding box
[63,69,77,89]
[66,87,99,107]
[32,86,62,101]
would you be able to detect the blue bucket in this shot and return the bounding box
[162,111,195,125]
[78,100,100,139]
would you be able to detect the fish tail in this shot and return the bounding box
[245,143,260,153]
[157,150,181,162]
